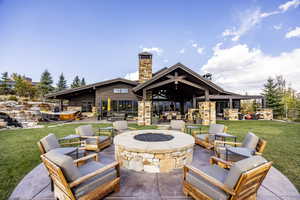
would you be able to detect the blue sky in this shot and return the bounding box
[0,0,299,94]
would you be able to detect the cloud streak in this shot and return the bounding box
[285,27,300,38]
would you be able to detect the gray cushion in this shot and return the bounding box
[186,165,229,200]
[208,124,225,134]
[218,147,250,162]
[85,136,110,145]
[170,120,185,131]
[40,133,60,152]
[45,151,81,182]
[76,125,95,137]
[74,161,117,198]
[224,156,267,189]
[51,147,77,155]
[242,132,259,150]
[113,121,128,131]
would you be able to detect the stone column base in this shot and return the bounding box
[198,101,216,125]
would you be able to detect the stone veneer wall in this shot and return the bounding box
[198,101,216,125]
[224,108,239,120]
[115,145,193,173]
[258,108,273,120]
[138,100,152,126]
[139,56,152,83]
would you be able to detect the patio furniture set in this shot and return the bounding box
[37,120,271,200]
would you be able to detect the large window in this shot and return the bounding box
[110,100,137,114]
[113,88,129,94]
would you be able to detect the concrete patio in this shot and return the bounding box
[9,145,300,200]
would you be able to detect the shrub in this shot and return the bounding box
[8,95,18,101]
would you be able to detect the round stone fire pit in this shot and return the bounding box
[114,130,195,173]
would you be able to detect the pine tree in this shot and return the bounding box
[262,77,283,118]
[57,73,67,91]
[81,77,86,86]
[71,76,81,88]
[38,69,54,96]
[0,72,10,95]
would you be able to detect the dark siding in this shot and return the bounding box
[67,91,95,107]
[95,83,137,107]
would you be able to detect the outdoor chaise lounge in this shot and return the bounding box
[193,124,227,149]
[183,155,272,200]
[112,120,132,135]
[214,132,267,166]
[38,133,82,158]
[41,151,120,200]
[76,125,111,152]
[169,120,186,132]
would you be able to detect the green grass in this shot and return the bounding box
[0,121,299,200]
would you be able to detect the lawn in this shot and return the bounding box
[0,120,299,200]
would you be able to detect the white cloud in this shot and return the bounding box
[141,47,163,55]
[222,9,263,41]
[197,47,204,54]
[192,43,198,48]
[124,71,138,81]
[285,27,300,38]
[279,0,300,12]
[222,0,300,41]
[201,44,300,94]
[273,24,282,30]
[190,41,204,54]
[179,48,185,54]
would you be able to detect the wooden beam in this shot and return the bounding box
[178,79,206,91]
[145,78,175,91]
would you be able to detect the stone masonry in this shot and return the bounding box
[138,53,152,84]
[198,101,216,125]
[224,108,239,120]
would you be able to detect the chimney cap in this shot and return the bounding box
[139,51,152,56]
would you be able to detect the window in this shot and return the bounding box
[113,88,129,93]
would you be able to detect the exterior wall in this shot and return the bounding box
[95,83,137,107]
[224,108,239,120]
[198,101,216,125]
[67,91,95,107]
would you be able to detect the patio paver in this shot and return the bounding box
[9,145,300,200]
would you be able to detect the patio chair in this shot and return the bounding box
[193,124,227,149]
[112,120,131,135]
[169,120,186,132]
[214,132,267,165]
[41,151,120,200]
[183,155,272,200]
[38,133,83,158]
[76,125,111,152]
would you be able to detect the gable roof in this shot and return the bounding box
[133,62,230,94]
[45,78,138,98]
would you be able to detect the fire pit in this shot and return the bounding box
[134,133,174,142]
[114,130,194,173]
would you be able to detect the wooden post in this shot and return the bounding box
[205,90,209,101]
[192,96,196,108]
[229,98,233,109]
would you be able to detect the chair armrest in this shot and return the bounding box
[80,136,99,139]
[60,141,83,146]
[255,152,262,156]
[183,165,235,195]
[69,161,120,188]
[214,140,242,146]
[74,153,98,164]
[210,156,233,167]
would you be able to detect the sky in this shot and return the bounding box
[0,0,299,94]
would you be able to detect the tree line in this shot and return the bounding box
[262,75,300,120]
[0,70,86,98]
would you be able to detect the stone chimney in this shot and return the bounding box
[138,52,152,83]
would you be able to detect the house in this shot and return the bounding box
[46,52,271,125]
